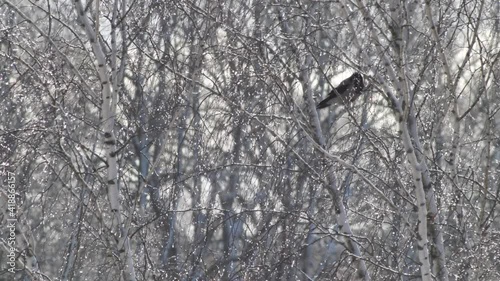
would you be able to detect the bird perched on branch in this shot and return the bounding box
[316,72,364,109]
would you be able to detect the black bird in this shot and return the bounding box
[316,72,364,109]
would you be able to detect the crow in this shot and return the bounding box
[316,72,364,109]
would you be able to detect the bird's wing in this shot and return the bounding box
[347,76,364,102]
[333,77,352,97]
[316,77,352,109]
[334,77,359,104]
[316,74,364,109]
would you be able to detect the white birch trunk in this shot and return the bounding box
[72,1,136,279]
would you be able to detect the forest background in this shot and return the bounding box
[0,0,499,280]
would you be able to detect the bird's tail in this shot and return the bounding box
[316,100,329,109]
